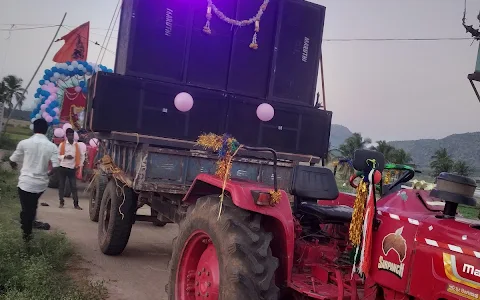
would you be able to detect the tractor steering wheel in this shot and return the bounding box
[348,163,419,190]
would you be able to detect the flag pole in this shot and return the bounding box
[2,12,67,134]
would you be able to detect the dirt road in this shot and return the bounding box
[37,186,178,300]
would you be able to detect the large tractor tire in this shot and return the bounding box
[98,180,135,256]
[166,195,279,300]
[89,174,108,222]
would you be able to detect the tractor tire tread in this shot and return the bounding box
[167,195,279,300]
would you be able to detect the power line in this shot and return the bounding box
[0,25,58,31]
[0,23,118,32]
[96,0,122,65]
[324,37,475,42]
[0,23,476,42]
[59,26,116,55]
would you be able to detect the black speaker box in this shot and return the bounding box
[115,0,325,106]
[87,72,331,157]
[86,72,227,140]
[226,95,331,157]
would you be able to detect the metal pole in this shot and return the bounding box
[2,12,67,134]
[320,51,327,111]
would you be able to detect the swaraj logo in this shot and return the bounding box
[378,226,407,278]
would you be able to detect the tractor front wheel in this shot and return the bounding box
[166,195,279,300]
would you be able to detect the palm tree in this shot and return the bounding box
[372,140,396,162]
[337,133,372,178]
[1,75,27,134]
[430,148,454,177]
[390,149,412,165]
[453,160,473,177]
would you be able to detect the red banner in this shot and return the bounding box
[53,22,90,63]
[60,87,87,130]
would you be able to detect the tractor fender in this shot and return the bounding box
[183,173,295,283]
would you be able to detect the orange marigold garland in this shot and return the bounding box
[197,133,241,219]
[197,133,281,216]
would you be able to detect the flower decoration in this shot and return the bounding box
[197,133,281,217]
[203,0,270,49]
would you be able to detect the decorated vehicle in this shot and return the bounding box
[86,0,480,299]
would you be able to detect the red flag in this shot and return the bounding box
[53,22,90,63]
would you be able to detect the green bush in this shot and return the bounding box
[0,170,107,300]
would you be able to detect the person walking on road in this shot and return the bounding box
[57,128,84,210]
[9,118,59,241]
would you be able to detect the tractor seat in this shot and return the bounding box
[290,165,353,223]
[297,203,353,223]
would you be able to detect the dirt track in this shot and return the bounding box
[37,186,178,300]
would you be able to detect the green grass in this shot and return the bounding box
[0,170,107,300]
[0,126,31,150]
[5,125,31,136]
[458,205,480,219]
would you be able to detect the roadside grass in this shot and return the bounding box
[458,205,480,220]
[0,124,31,149]
[0,170,107,300]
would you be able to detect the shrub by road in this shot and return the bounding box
[0,170,107,300]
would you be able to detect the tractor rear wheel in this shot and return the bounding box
[98,180,135,255]
[166,195,279,300]
[89,174,108,222]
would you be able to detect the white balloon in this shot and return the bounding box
[67,65,74,71]
[35,113,41,118]
[29,124,34,130]
[71,61,78,67]
[56,63,63,68]
[31,118,36,122]
[53,72,60,79]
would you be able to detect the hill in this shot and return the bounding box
[389,132,480,171]
[330,124,352,148]
[329,124,480,172]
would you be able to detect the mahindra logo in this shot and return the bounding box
[463,264,480,277]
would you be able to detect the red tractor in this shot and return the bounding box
[166,149,480,299]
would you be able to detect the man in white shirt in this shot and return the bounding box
[57,128,84,210]
[9,118,59,241]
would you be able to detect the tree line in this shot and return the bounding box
[0,75,26,133]
[429,148,472,177]
[333,133,473,178]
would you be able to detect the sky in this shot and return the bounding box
[1,0,480,142]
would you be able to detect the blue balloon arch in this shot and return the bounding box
[30,61,113,127]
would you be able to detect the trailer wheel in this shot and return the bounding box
[89,174,108,222]
[166,195,279,300]
[98,180,135,255]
